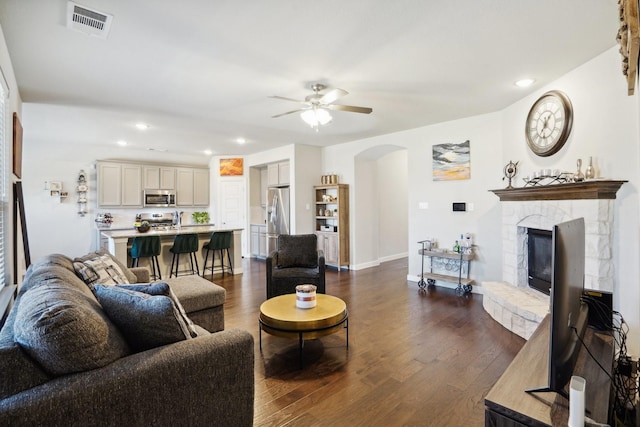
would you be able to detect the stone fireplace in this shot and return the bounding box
[482,181,625,339]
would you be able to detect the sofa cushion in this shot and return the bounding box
[73,252,131,286]
[21,263,96,299]
[163,276,226,312]
[74,249,137,284]
[13,282,130,376]
[276,234,318,268]
[94,284,193,352]
[118,282,198,338]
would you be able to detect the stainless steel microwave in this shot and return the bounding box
[143,190,176,207]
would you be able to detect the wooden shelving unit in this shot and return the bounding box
[314,184,349,269]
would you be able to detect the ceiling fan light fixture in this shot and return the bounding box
[301,108,332,128]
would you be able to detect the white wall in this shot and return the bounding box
[354,157,377,267]
[292,144,322,235]
[324,112,504,275]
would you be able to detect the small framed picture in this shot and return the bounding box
[50,190,60,197]
[50,181,62,191]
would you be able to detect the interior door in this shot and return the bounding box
[219,178,246,253]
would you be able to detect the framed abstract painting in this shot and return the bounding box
[220,158,243,176]
[432,140,470,181]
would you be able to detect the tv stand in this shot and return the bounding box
[485,315,613,426]
[524,386,568,402]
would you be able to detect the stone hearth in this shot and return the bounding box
[485,181,625,339]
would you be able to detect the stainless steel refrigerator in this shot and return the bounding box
[266,186,290,254]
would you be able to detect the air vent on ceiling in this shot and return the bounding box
[66,1,113,39]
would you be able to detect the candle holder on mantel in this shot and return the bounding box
[502,160,519,189]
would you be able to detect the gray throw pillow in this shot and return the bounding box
[73,252,130,286]
[74,249,137,284]
[277,234,318,268]
[94,284,193,352]
[117,282,199,338]
[14,283,130,376]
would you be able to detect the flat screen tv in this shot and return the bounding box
[526,218,589,399]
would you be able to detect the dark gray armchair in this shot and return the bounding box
[266,234,326,299]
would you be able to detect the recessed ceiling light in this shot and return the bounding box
[236,138,246,144]
[515,78,535,88]
[135,122,149,130]
[204,149,213,155]
[117,140,127,146]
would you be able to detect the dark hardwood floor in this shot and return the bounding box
[211,257,525,427]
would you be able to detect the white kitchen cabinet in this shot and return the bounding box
[250,224,268,258]
[267,161,289,186]
[251,224,267,258]
[143,166,175,189]
[176,167,210,206]
[98,161,207,208]
[278,161,290,185]
[121,164,142,207]
[259,225,267,257]
[250,225,260,257]
[267,163,279,186]
[97,162,142,207]
[193,168,210,206]
[176,168,194,206]
[97,162,122,207]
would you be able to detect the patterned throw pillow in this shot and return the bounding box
[73,253,130,286]
[94,284,193,352]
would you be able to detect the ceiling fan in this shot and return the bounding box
[270,83,373,129]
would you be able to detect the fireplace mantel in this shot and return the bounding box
[490,180,627,201]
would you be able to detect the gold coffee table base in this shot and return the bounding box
[259,294,349,368]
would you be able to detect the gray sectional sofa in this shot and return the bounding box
[0,251,254,426]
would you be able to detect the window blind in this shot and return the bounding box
[0,83,6,288]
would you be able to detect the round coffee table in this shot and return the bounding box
[259,294,349,368]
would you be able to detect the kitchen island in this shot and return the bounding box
[101,226,243,277]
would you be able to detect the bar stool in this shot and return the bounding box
[202,231,233,279]
[169,233,200,277]
[130,235,162,280]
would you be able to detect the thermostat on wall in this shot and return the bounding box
[452,202,466,212]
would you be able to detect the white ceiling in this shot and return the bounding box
[0,0,620,164]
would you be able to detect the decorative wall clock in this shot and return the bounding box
[525,90,573,157]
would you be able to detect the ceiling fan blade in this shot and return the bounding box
[272,109,305,118]
[269,95,304,103]
[319,88,348,105]
[327,104,373,114]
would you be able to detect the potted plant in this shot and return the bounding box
[134,220,150,233]
[192,211,210,224]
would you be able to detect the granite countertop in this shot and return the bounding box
[101,225,242,239]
